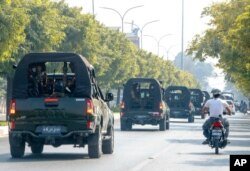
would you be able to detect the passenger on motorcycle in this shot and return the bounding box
[202,89,231,144]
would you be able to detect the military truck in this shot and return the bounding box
[165,86,195,123]
[201,91,210,118]
[189,88,204,119]
[120,78,170,131]
[8,53,114,158]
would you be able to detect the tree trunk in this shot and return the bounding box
[116,87,121,106]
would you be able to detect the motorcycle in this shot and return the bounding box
[208,118,228,154]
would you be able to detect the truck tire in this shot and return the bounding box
[188,114,194,123]
[31,143,44,154]
[9,136,25,158]
[166,116,170,130]
[120,120,127,131]
[126,121,132,131]
[88,126,102,158]
[102,125,114,154]
[121,120,132,131]
[159,115,166,131]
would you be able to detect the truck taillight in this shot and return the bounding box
[159,101,164,110]
[120,101,125,109]
[10,121,16,129]
[10,99,16,115]
[86,99,94,114]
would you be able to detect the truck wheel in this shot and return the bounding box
[159,115,166,131]
[88,126,102,158]
[102,125,114,154]
[126,121,132,131]
[120,120,126,131]
[166,116,170,130]
[31,143,44,154]
[188,114,194,123]
[9,136,25,158]
[201,114,205,119]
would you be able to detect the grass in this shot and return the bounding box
[0,121,7,126]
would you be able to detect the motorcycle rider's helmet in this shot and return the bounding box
[211,88,221,98]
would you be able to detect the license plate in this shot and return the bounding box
[212,130,222,136]
[41,126,62,135]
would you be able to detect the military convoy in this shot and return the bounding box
[8,52,212,159]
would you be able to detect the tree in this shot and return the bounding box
[0,0,29,63]
[173,53,213,90]
[187,0,250,97]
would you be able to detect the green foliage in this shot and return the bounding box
[0,121,7,126]
[173,53,213,89]
[0,0,199,92]
[0,0,29,62]
[187,0,250,97]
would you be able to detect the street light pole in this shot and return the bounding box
[100,5,144,33]
[144,34,172,56]
[92,0,95,16]
[125,20,159,49]
[181,0,184,70]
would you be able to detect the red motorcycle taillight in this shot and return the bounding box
[213,121,223,127]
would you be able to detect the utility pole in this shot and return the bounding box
[181,0,184,70]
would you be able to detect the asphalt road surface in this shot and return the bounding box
[0,113,249,171]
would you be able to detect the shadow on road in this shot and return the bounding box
[115,128,160,132]
[0,153,90,163]
[183,158,228,167]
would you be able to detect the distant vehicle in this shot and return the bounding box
[221,92,234,101]
[201,91,211,118]
[120,78,170,131]
[189,88,204,119]
[202,91,210,102]
[225,100,236,115]
[165,86,195,123]
[8,53,114,158]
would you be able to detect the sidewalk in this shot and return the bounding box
[0,126,8,137]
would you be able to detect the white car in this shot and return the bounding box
[225,100,236,115]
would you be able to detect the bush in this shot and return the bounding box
[0,121,7,126]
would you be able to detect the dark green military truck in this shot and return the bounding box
[189,88,204,119]
[120,78,170,131]
[165,86,195,123]
[8,53,114,158]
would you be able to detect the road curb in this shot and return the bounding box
[0,126,8,137]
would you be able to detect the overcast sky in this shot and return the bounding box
[65,0,226,90]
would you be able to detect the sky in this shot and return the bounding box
[64,0,226,90]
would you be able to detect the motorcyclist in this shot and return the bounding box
[202,89,231,144]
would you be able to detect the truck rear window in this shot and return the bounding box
[27,62,76,97]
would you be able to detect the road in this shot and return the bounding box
[0,113,249,171]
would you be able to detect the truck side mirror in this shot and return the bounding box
[106,92,114,102]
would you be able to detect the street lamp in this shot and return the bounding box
[100,5,144,33]
[144,34,172,56]
[159,44,177,60]
[92,0,95,16]
[181,0,184,70]
[125,20,159,49]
